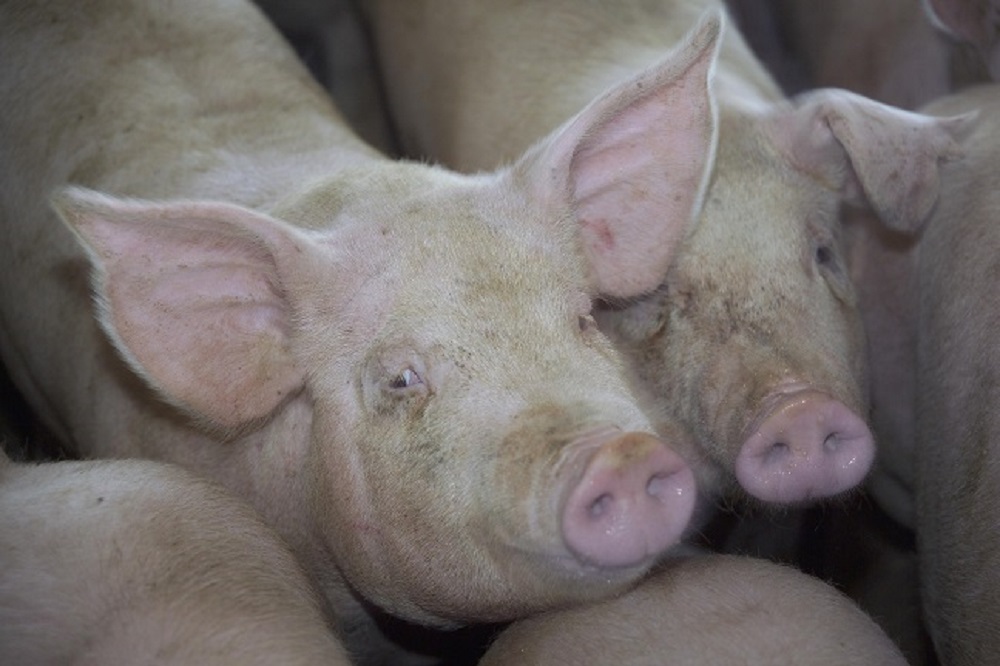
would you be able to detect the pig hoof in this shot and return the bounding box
[562,432,695,568]
[736,391,875,503]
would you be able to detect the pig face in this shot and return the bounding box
[53,12,722,626]
[277,165,699,622]
[598,90,970,505]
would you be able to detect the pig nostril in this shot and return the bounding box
[763,441,790,465]
[645,472,675,499]
[823,432,840,452]
[588,493,614,519]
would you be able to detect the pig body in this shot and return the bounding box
[0,453,351,666]
[925,0,1000,82]
[730,0,983,108]
[850,84,1000,665]
[915,85,1000,664]
[0,0,723,661]
[362,0,969,505]
[479,553,909,666]
[765,4,1000,658]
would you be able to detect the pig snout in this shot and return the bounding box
[561,430,696,568]
[736,390,875,503]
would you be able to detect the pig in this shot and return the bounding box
[249,0,395,151]
[925,0,1000,81]
[845,84,1000,665]
[478,553,910,666]
[0,0,721,661]
[729,0,984,109]
[0,452,351,666]
[361,0,971,505]
[912,84,1000,666]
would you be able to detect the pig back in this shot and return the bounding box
[362,0,779,170]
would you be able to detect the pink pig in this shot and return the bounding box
[0,0,721,661]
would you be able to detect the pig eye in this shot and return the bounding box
[815,244,834,265]
[362,350,432,415]
[388,367,423,390]
[811,238,855,304]
[812,239,843,275]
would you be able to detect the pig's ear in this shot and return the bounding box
[772,89,975,233]
[923,0,1000,79]
[52,186,305,431]
[517,9,722,299]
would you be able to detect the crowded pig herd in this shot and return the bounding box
[0,0,996,663]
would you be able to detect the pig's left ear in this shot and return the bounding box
[52,186,306,431]
[771,89,976,233]
[517,9,722,299]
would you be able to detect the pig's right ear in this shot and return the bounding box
[52,186,306,432]
[516,9,722,300]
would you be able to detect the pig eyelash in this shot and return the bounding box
[813,239,846,278]
[815,244,834,265]
[579,314,598,333]
[388,367,423,390]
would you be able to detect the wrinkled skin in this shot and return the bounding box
[479,553,909,666]
[362,0,969,505]
[0,1,719,662]
[0,454,351,666]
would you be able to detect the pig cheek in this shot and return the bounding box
[318,400,496,620]
[811,237,870,406]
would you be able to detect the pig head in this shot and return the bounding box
[0,0,720,641]
[602,88,970,505]
[362,0,969,505]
